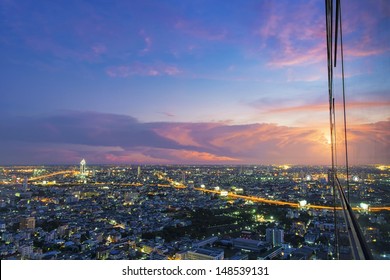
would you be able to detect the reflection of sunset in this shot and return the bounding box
[325,134,331,145]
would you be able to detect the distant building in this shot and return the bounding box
[233,238,266,252]
[304,233,318,244]
[137,166,141,178]
[80,159,86,176]
[0,222,6,232]
[192,236,218,248]
[266,228,284,247]
[290,246,315,260]
[327,169,334,184]
[182,172,186,183]
[19,244,33,259]
[186,247,224,260]
[150,253,168,260]
[19,217,35,230]
[96,247,110,260]
[258,246,283,260]
[229,253,248,260]
[240,230,253,239]
[23,176,28,191]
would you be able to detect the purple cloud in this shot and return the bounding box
[106,62,181,77]
[0,111,388,165]
[139,29,152,54]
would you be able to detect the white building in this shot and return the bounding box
[80,159,86,176]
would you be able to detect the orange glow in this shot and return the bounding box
[29,170,77,181]
[157,148,238,162]
[267,100,390,114]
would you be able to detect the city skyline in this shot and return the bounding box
[1,164,389,260]
[0,0,389,165]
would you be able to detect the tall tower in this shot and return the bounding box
[137,166,141,178]
[80,159,86,176]
[23,176,28,191]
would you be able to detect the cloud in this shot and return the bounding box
[106,62,181,77]
[139,29,152,54]
[0,111,388,165]
[267,44,326,68]
[91,44,107,55]
[346,48,388,58]
[257,0,389,71]
[0,111,182,150]
[158,112,176,118]
[256,0,325,68]
[343,121,390,164]
[153,123,216,147]
[143,148,238,164]
[265,100,390,114]
[341,0,390,59]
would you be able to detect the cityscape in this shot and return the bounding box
[0,0,389,266]
[1,161,389,260]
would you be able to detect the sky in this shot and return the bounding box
[0,0,389,165]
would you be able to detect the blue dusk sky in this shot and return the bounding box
[0,0,389,165]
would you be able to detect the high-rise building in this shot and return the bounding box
[327,169,334,184]
[182,172,186,183]
[80,159,86,176]
[23,176,28,191]
[137,166,141,178]
[266,228,284,247]
[19,244,33,259]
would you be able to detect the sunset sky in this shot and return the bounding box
[0,0,389,165]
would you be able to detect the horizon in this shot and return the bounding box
[0,0,389,165]
[1,162,387,168]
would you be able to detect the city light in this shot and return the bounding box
[0,0,388,267]
[1,164,389,261]
[360,203,369,210]
[299,200,307,207]
[220,191,228,197]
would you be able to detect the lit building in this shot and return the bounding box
[220,190,228,196]
[266,228,284,247]
[327,169,334,184]
[80,159,86,176]
[23,176,28,191]
[182,172,186,183]
[137,166,141,178]
[19,217,35,230]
